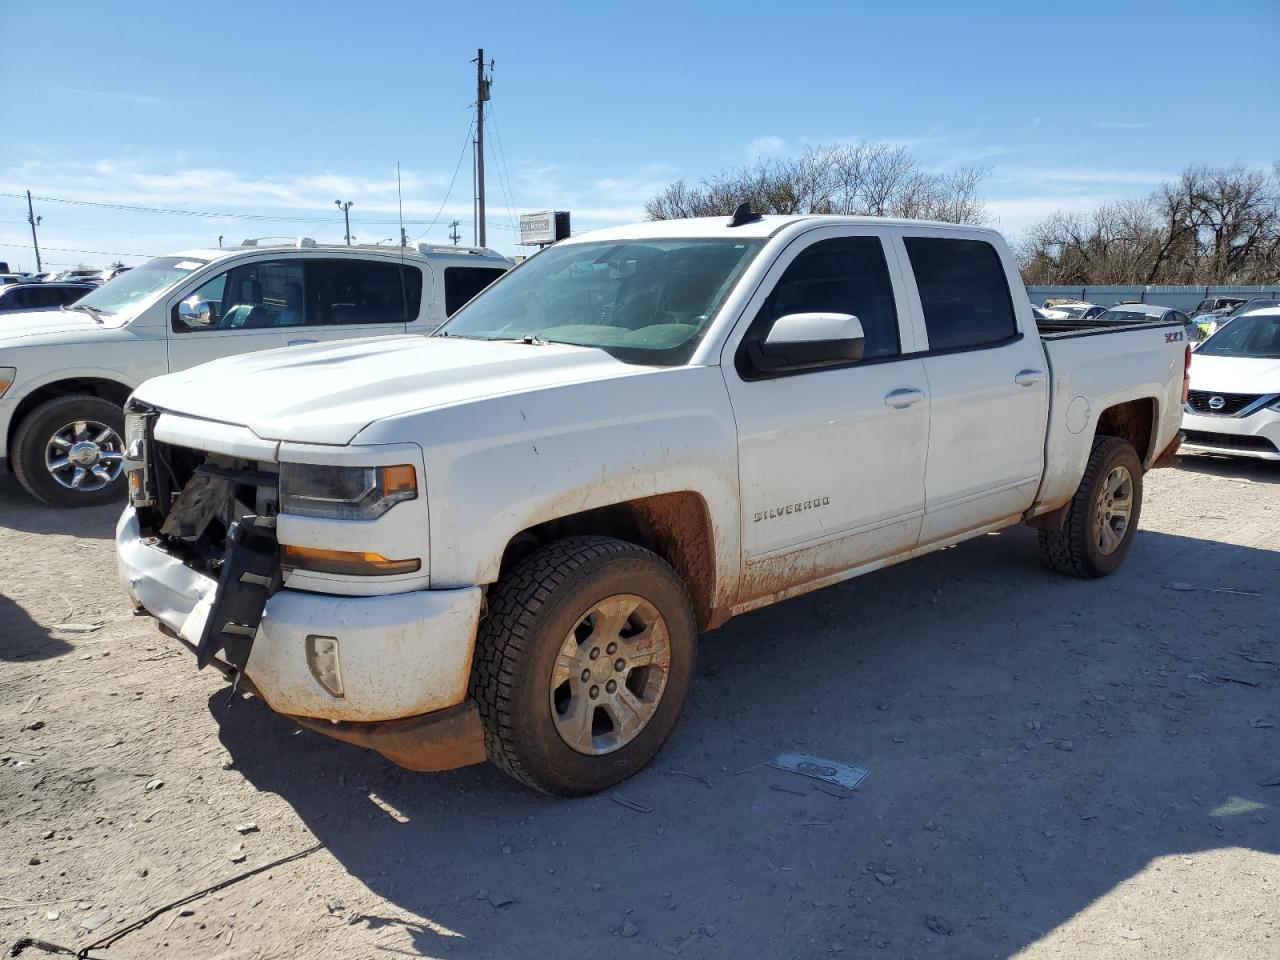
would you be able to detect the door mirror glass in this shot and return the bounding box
[178,297,215,328]
[755,312,865,372]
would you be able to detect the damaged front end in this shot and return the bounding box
[118,404,488,772]
[125,406,281,678]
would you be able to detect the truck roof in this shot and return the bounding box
[163,240,511,267]
[565,214,1001,244]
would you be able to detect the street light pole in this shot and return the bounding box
[335,199,353,245]
[26,191,43,272]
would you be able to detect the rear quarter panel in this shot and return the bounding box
[1035,326,1185,512]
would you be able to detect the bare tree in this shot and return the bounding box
[645,142,990,225]
[1019,162,1280,285]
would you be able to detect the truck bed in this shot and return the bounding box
[1032,318,1186,518]
[1037,318,1182,339]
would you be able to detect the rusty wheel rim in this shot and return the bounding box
[548,594,671,756]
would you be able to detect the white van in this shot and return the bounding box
[0,238,511,507]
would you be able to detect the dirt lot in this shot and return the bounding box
[1,456,1277,960]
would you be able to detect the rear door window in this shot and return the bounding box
[903,237,1017,350]
[307,259,422,325]
[444,266,506,316]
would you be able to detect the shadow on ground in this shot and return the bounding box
[0,593,71,662]
[0,474,123,540]
[1175,452,1280,484]
[214,525,1279,958]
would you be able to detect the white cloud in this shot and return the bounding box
[746,136,786,160]
[57,88,169,108]
[0,152,674,261]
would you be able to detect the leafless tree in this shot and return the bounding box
[645,142,990,225]
[1019,162,1280,285]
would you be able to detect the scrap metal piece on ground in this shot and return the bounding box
[768,752,870,790]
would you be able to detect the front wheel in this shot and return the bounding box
[471,536,697,796]
[1038,436,1144,578]
[11,395,128,508]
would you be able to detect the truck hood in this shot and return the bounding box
[135,335,657,445]
[1189,353,1280,394]
[0,309,110,343]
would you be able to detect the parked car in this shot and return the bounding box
[46,269,104,284]
[0,239,511,506]
[1191,296,1245,340]
[0,274,31,287]
[1194,297,1280,340]
[117,213,1188,795]
[0,282,93,313]
[1093,302,1197,341]
[1040,301,1104,322]
[1191,296,1247,321]
[1181,307,1280,459]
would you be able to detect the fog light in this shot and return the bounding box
[305,635,344,698]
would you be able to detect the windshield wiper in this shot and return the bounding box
[485,334,553,345]
[64,303,108,323]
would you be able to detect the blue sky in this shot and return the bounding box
[1,0,1277,270]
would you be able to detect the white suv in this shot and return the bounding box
[0,239,510,507]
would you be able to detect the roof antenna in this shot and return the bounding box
[728,201,762,227]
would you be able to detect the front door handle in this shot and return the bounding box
[288,338,318,346]
[884,387,926,409]
[1014,369,1046,387]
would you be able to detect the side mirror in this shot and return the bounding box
[753,312,865,373]
[178,297,215,328]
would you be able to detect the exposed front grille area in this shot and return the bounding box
[1183,430,1279,453]
[1185,390,1269,416]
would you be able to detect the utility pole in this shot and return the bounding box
[473,48,492,248]
[26,191,43,272]
[449,220,461,245]
[334,199,354,244]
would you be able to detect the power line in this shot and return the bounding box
[414,118,476,241]
[0,241,158,258]
[1,190,517,232]
[487,100,521,236]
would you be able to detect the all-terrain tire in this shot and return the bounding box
[1038,436,1144,578]
[12,395,128,508]
[470,536,697,796]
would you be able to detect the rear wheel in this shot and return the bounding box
[471,536,696,796]
[12,395,128,508]
[1038,436,1143,578]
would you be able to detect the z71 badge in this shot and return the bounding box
[1165,331,1184,342]
[754,497,831,522]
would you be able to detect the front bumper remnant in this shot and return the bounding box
[293,701,487,772]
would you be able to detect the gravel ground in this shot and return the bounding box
[1,455,1277,960]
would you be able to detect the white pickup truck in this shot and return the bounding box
[116,212,1188,795]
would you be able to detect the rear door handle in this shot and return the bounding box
[884,387,926,409]
[288,339,318,346]
[1014,369,1046,387]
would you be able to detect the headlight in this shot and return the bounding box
[0,367,15,398]
[279,463,418,520]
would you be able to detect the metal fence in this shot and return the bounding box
[1027,285,1280,313]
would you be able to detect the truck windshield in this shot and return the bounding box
[436,238,764,365]
[75,256,209,316]
[1197,312,1280,359]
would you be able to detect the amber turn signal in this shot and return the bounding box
[282,545,421,576]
